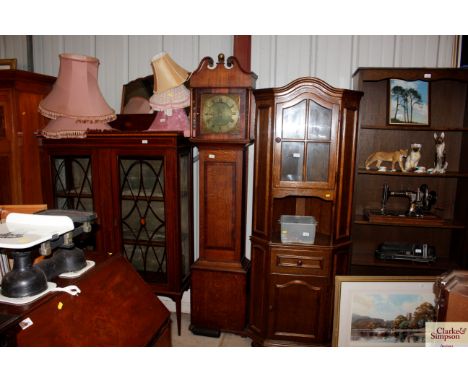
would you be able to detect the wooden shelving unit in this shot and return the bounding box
[351,67,468,276]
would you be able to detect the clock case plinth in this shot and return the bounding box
[189,54,257,335]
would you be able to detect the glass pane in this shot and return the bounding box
[120,157,166,282]
[282,100,306,139]
[53,156,93,211]
[306,143,330,182]
[308,101,332,140]
[124,244,167,284]
[52,156,95,251]
[179,153,190,279]
[120,158,164,198]
[281,142,304,181]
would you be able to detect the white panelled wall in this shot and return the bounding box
[2,35,457,115]
[252,35,457,89]
[31,35,233,113]
[0,35,458,313]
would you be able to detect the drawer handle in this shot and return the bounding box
[296,260,303,266]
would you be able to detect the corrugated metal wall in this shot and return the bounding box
[0,34,458,312]
[1,35,457,111]
[31,35,233,112]
[252,35,457,89]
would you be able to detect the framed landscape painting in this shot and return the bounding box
[388,79,430,125]
[332,276,437,347]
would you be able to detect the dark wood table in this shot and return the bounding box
[0,253,171,346]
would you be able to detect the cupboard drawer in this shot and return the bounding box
[271,248,330,276]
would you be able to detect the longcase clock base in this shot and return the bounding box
[190,258,250,335]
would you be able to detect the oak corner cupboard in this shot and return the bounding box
[351,67,468,276]
[248,77,362,346]
[39,116,193,335]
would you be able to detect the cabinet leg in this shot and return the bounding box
[176,298,181,336]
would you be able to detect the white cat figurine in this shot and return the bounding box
[404,143,422,172]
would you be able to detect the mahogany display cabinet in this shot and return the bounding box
[39,116,193,335]
[248,77,362,346]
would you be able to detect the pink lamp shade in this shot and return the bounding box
[40,117,115,139]
[147,109,190,137]
[149,84,190,111]
[39,53,116,123]
[151,52,190,94]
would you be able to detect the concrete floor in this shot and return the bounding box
[170,313,252,347]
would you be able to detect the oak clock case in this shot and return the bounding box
[248,77,362,346]
[189,54,257,335]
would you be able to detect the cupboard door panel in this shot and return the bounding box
[268,274,330,343]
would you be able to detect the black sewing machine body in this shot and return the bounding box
[380,183,437,217]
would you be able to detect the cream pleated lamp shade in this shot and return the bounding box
[151,52,190,94]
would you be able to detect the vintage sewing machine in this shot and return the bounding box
[0,210,96,302]
[380,183,437,217]
[364,183,441,226]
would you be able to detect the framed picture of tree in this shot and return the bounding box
[332,275,437,347]
[388,79,430,125]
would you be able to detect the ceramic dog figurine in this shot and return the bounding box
[365,149,408,171]
[404,143,422,172]
[430,132,448,174]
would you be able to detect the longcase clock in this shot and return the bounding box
[189,53,257,335]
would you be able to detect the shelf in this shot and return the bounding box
[361,125,468,132]
[354,215,465,229]
[122,238,166,247]
[55,191,93,198]
[121,194,164,201]
[351,252,455,272]
[357,168,468,178]
[270,232,333,247]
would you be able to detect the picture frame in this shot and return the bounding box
[332,275,437,347]
[388,79,430,125]
[120,74,153,113]
[0,58,17,70]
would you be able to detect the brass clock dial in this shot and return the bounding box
[201,94,240,134]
